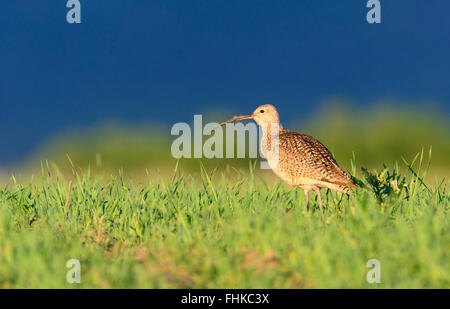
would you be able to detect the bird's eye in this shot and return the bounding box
[260,110,265,113]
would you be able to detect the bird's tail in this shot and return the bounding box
[349,181,359,189]
[324,182,356,194]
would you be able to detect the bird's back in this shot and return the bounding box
[266,129,357,192]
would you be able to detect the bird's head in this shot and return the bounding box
[219,104,280,126]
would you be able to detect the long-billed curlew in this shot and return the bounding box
[220,104,358,210]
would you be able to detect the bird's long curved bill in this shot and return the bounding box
[219,114,253,126]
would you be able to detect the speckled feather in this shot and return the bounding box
[266,129,357,193]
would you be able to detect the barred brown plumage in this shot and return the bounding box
[220,104,358,211]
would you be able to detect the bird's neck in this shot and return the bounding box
[260,122,282,155]
[260,121,283,135]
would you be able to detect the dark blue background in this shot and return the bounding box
[1,1,449,164]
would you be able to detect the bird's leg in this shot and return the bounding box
[304,189,310,211]
[313,187,323,211]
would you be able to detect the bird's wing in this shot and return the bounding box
[278,130,354,186]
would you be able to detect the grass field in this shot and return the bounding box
[0,155,448,288]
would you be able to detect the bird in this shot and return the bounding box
[219,104,358,210]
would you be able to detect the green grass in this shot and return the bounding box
[0,158,448,288]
